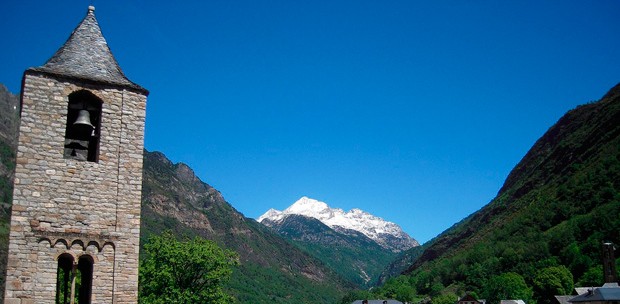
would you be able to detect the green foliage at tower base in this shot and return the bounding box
[139,231,239,304]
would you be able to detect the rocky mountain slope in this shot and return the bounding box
[0,85,18,303]
[0,84,19,148]
[140,151,352,303]
[0,85,19,206]
[382,83,620,302]
[260,212,398,287]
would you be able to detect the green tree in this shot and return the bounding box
[414,270,433,295]
[139,231,239,304]
[484,272,533,304]
[577,265,602,288]
[432,293,458,304]
[533,266,574,304]
[377,275,417,303]
[430,282,445,297]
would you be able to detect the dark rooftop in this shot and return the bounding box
[569,284,620,303]
[29,6,147,94]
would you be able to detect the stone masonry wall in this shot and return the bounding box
[4,72,146,304]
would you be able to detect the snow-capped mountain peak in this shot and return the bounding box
[286,196,330,214]
[257,196,419,252]
[258,208,282,221]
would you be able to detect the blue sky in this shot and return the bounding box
[1,1,619,244]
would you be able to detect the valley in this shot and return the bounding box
[1,82,619,303]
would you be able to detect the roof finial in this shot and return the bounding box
[88,5,95,13]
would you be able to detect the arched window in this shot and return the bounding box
[77,255,93,304]
[63,91,102,162]
[56,253,74,304]
[55,254,94,304]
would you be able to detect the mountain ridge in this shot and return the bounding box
[259,211,400,287]
[258,196,419,253]
[409,84,620,271]
[140,150,353,302]
[372,82,620,303]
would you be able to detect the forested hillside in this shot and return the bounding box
[0,85,18,207]
[0,85,18,303]
[140,150,352,303]
[374,83,620,304]
[262,213,399,287]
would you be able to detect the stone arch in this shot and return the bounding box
[63,89,103,162]
[79,251,99,264]
[53,250,77,262]
[53,239,69,250]
[38,237,52,248]
[102,241,116,251]
[86,240,102,253]
[71,239,85,251]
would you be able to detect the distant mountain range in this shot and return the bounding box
[258,196,419,252]
[257,197,418,286]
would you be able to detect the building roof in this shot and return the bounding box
[351,300,403,304]
[555,295,574,304]
[28,6,147,94]
[459,294,481,303]
[569,284,620,303]
[575,288,592,296]
[500,300,526,304]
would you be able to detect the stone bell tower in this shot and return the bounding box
[4,6,148,304]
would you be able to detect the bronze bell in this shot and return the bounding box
[73,109,94,129]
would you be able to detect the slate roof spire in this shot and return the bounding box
[29,6,147,93]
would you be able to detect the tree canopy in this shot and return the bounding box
[533,266,574,304]
[483,272,533,304]
[139,231,239,304]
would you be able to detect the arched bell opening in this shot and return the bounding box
[56,253,74,304]
[77,255,93,304]
[63,90,102,162]
[55,253,94,304]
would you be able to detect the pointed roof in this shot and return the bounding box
[29,6,147,94]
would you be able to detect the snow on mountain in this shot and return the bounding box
[257,196,419,252]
